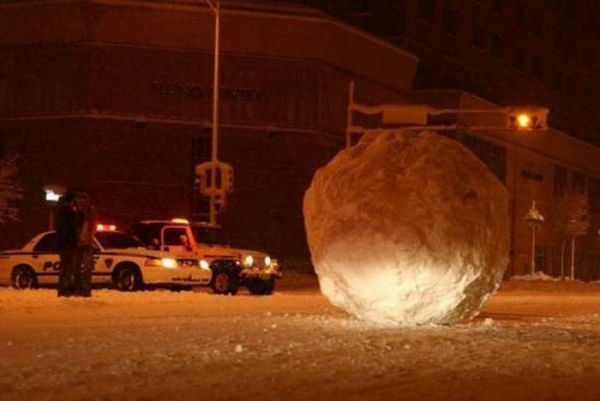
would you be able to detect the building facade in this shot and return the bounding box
[0,0,598,278]
[406,90,600,279]
[0,0,417,263]
[295,0,600,147]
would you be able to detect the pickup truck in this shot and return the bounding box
[128,219,282,295]
[0,229,213,291]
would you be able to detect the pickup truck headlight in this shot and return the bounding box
[243,255,254,267]
[199,260,211,271]
[146,258,178,269]
[264,256,272,267]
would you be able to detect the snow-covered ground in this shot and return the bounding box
[0,276,599,401]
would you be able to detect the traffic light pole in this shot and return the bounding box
[345,81,549,148]
[205,0,221,226]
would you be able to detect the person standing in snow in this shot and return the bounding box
[73,192,96,297]
[55,190,79,297]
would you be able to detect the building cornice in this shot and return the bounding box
[0,0,418,63]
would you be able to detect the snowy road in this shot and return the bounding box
[0,277,599,401]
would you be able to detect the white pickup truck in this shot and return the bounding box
[0,229,213,291]
[128,219,282,295]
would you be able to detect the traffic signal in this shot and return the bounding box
[506,107,549,130]
[195,161,234,196]
[221,163,234,193]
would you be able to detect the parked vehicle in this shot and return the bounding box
[191,221,282,295]
[129,219,281,295]
[0,228,213,291]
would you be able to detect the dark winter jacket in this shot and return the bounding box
[54,193,78,251]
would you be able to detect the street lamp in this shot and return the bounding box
[525,201,545,275]
[43,185,65,230]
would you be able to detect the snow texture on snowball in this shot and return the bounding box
[303,130,509,326]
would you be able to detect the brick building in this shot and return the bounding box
[296,0,600,146]
[0,0,598,278]
[405,90,600,279]
[0,0,417,263]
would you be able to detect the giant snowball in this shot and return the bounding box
[304,130,509,326]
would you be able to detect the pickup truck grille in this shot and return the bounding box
[210,259,240,271]
[177,259,198,268]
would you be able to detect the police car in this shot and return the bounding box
[0,227,213,291]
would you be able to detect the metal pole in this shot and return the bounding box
[531,227,536,275]
[205,0,221,226]
[211,1,220,164]
[570,237,575,280]
[49,204,54,231]
[346,81,355,149]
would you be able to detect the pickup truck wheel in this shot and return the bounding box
[262,279,275,295]
[11,265,38,290]
[248,278,275,296]
[211,271,239,295]
[113,266,143,292]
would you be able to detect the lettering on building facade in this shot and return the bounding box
[151,80,262,102]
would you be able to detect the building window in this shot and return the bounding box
[584,10,594,33]
[388,0,407,35]
[535,245,547,272]
[441,75,459,88]
[491,0,504,14]
[521,169,544,182]
[442,6,458,35]
[318,0,338,13]
[415,62,434,88]
[553,30,564,50]
[572,171,587,194]
[529,15,543,36]
[514,49,525,70]
[551,0,563,12]
[589,178,600,213]
[418,0,436,24]
[515,3,526,26]
[553,165,567,200]
[563,76,575,96]
[564,1,576,20]
[350,0,371,14]
[458,133,507,183]
[491,34,504,60]
[530,56,543,79]
[564,39,576,59]
[471,25,484,49]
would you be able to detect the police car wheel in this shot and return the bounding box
[11,266,38,290]
[114,266,142,292]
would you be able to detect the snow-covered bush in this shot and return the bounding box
[0,156,22,224]
[553,193,590,279]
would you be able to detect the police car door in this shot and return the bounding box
[90,238,111,284]
[161,226,193,255]
[31,233,61,284]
